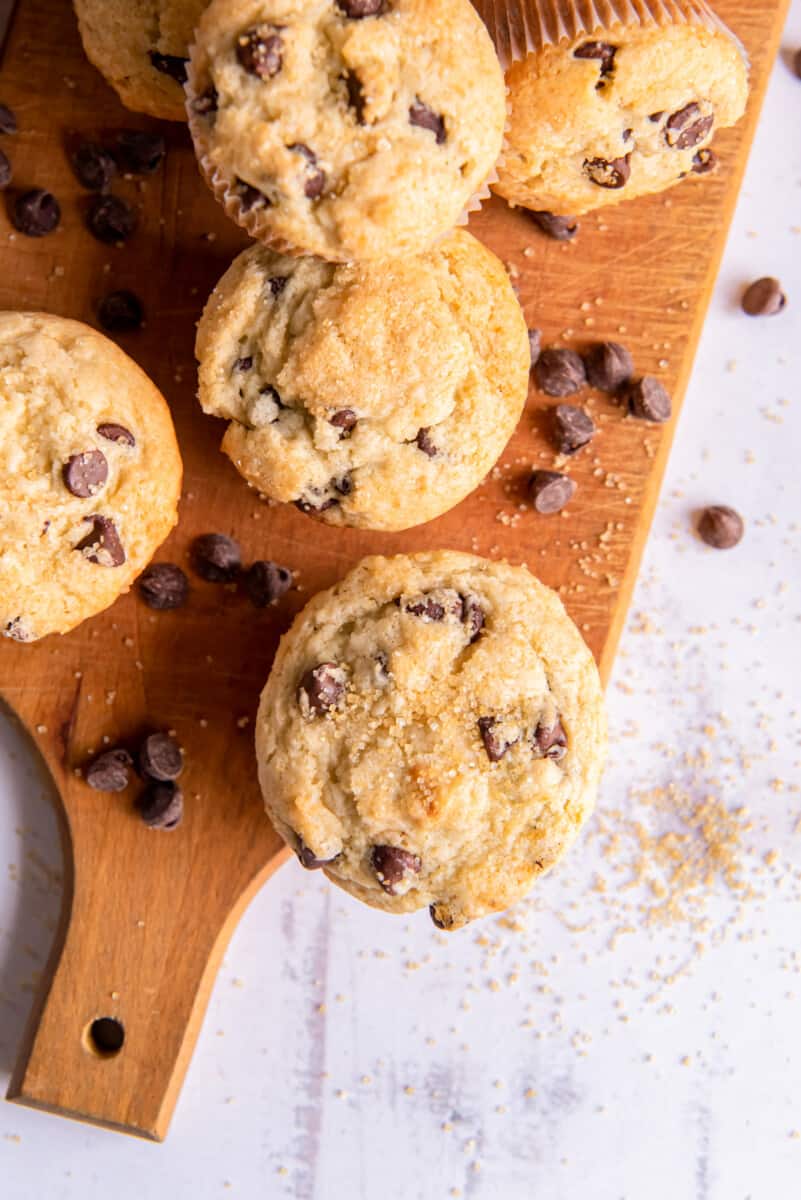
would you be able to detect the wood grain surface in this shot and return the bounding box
[0,0,789,1140]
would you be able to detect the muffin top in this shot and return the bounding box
[256,551,607,929]
[195,231,530,530]
[186,0,507,260]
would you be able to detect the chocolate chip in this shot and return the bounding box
[63,450,108,498]
[261,384,284,408]
[528,470,576,514]
[345,71,365,122]
[0,149,10,190]
[97,422,135,446]
[330,409,357,436]
[115,130,165,174]
[697,505,744,549]
[584,341,633,393]
[478,716,516,763]
[296,838,336,869]
[190,533,242,582]
[691,148,717,175]
[415,427,438,457]
[649,111,665,123]
[665,103,713,150]
[13,189,61,237]
[87,194,137,243]
[527,210,578,241]
[149,51,189,84]
[295,495,339,515]
[624,376,672,423]
[0,103,17,135]
[298,663,346,715]
[583,154,631,189]
[534,348,586,397]
[795,49,801,79]
[236,27,283,77]
[528,329,542,365]
[137,781,183,829]
[85,748,133,792]
[234,178,271,211]
[138,563,189,610]
[288,143,325,198]
[235,354,253,371]
[574,41,617,81]
[269,276,288,296]
[552,404,595,454]
[74,515,126,566]
[533,719,567,760]
[334,473,353,496]
[370,845,421,895]
[404,592,461,621]
[461,595,485,642]
[245,560,292,607]
[71,142,116,191]
[337,0,387,17]
[409,99,446,144]
[139,731,184,782]
[429,903,457,930]
[623,128,633,142]
[3,618,31,642]
[98,290,143,333]
[741,277,786,317]
[192,86,218,116]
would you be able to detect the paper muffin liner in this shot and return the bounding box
[471,0,747,71]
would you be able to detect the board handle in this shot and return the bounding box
[6,749,286,1140]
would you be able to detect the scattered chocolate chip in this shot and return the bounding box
[478,716,516,763]
[138,563,189,610]
[697,504,744,549]
[534,347,586,397]
[234,177,271,211]
[741,276,786,317]
[236,27,283,77]
[584,341,633,393]
[97,422,135,446]
[574,41,617,81]
[404,592,461,621]
[245,560,292,607]
[71,142,116,191]
[0,149,10,190]
[0,103,17,135]
[337,0,386,17]
[115,129,165,175]
[74,515,126,566]
[149,51,189,84]
[85,748,133,792]
[415,427,438,457]
[139,731,184,782]
[624,376,672,423]
[235,354,253,371]
[528,329,542,365]
[345,70,366,122]
[296,838,336,869]
[98,290,143,333]
[461,595,485,642]
[429,902,458,930]
[63,450,108,498]
[665,103,713,150]
[552,404,595,455]
[288,143,325,198]
[371,845,421,895]
[583,154,631,189]
[533,719,567,760]
[527,210,578,241]
[269,276,288,296]
[137,781,183,829]
[330,408,357,436]
[190,533,242,582]
[192,86,218,116]
[87,194,137,243]
[13,189,60,237]
[298,663,346,715]
[409,98,446,144]
[691,148,717,175]
[528,470,576,514]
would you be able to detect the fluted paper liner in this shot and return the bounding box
[471,0,747,71]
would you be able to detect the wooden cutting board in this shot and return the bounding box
[1,0,789,1140]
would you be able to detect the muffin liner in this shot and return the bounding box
[185,46,504,259]
[471,0,747,72]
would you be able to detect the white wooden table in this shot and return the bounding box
[2,6,801,1195]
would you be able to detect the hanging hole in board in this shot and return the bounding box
[84,1016,125,1058]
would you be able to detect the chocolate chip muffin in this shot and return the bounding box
[186,0,507,260]
[73,0,208,120]
[0,313,182,642]
[256,551,607,929]
[195,231,529,530]
[475,0,748,215]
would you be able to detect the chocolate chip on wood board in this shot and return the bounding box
[98,290,143,333]
[583,341,633,393]
[0,149,10,190]
[244,560,293,608]
[85,748,133,792]
[741,277,786,317]
[71,142,116,192]
[624,377,672,423]
[534,348,586,397]
[13,189,61,236]
[697,505,744,549]
[552,404,594,455]
[137,781,184,829]
[527,211,578,241]
[190,533,242,582]
[138,563,189,610]
[115,130,165,175]
[529,470,576,514]
[87,194,137,243]
[0,103,17,135]
[139,731,184,782]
